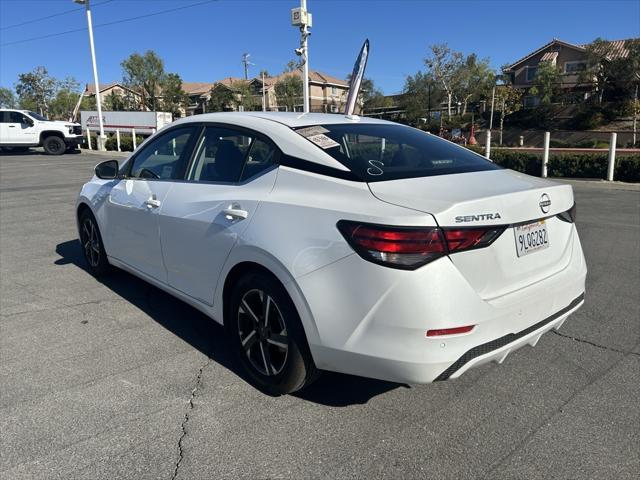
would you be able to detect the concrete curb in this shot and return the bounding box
[78,148,130,158]
[550,178,640,191]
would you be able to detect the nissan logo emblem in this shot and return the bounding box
[539,193,551,214]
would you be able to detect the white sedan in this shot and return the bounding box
[76,112,586,394]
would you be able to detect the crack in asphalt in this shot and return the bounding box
[171,357,211,480]
[551,330,640,357]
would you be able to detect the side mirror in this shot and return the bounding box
[23,118,34,127]
[95,160,120,180]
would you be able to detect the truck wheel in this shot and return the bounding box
[42,136,66,155]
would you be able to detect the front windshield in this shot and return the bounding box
[27,111,48,121]
[293,123,500,182]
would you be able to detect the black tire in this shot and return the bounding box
[79,210,111,276]
[227,271,319,395]
[42,136,66,155]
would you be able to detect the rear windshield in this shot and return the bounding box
[293,123,500,182]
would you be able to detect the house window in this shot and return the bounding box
[331,86,337,96]
[330,104,339,113]
[564,61,586,73]
[523,95,540,108]
[526,66,538,82]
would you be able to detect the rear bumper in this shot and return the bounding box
[435,292,584,380]
[299,226,587,384]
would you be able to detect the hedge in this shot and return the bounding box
[485,150,640,182]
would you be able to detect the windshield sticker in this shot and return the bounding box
[296,126,330,137]
[367,160,385,176]
[307,133,340,149]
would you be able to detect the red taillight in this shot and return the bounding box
[337,221,505,270]
[443,227,506,253]
[426,325,475,337]
[337,221,446,269]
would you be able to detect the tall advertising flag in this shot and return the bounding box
[344,39,370,116]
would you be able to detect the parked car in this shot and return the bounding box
[76,112,587,394]
[0,109,83,155]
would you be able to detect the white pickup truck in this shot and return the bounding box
[0,109,84,155]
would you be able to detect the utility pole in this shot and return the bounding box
[633,81,638,147]
[241,53,253,80]
[291,0,311,113]
[75,0,105,151]
[262,71,266,111]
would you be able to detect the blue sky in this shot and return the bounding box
[1,0,638,94]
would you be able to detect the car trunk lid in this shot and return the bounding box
[368,169,576,299]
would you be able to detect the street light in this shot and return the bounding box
[75,0,106,150]
[291,0,312,113]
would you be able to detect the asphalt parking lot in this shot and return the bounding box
[1,149,638,480]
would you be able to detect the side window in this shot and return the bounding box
[129,127,197,180]
[8,112,25,123]
[0,112,8,123]
[240,138,277,181]
[189,127,252,183]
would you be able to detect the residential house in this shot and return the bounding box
[185,69,352,115]
[503,38,636,107]
[84,82,143,109]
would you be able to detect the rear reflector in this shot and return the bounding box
[426,325,475,337]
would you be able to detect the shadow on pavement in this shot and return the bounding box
[55,239,403,405]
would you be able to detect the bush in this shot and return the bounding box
[467,148,640,182]
[104,133,144,152]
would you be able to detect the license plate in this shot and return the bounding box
[514,220,549,257]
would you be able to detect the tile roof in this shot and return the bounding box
[182,82,215,95]
[505,38,638,71]
[85,82,121,94]
[581,39,636,60]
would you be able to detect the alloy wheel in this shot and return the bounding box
[237,288,289,376]
[81,218,101,267]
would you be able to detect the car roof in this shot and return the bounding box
[177,111,393,128]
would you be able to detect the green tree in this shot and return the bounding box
[49,77,81,120]
[424,44,463,119]
[285,59,302,72]
[231,80,258,111]
[161,73,188,117]
[495,84,523,144]
[207,85,234,112]
[121,50,165,110]
[346,76,391,113]
[582,38,640,103]
[454,54,495,115]
[103,91,126,111]
[0,87,17,108]
[401,71,442,125]
[15,66,57,115]
[275,74,303,111]
[529,61,560,104]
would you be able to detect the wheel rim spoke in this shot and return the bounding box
[266,333,287,350]
[259,341,272,375]
[240,298,260,325]
[237,288,289,377]
[241,329,258,351]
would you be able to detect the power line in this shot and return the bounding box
[0,0,218,48]
[0,0,115,31]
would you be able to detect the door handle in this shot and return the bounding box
[8,125,15,128]
[223,206,248,220]
[144,197,161,208]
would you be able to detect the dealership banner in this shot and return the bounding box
[80,111,173,134]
